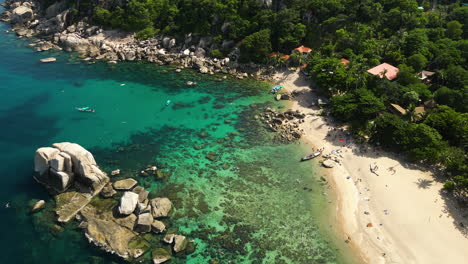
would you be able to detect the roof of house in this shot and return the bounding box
[268,52,278,57]
[367,63,400,80]
[418,70,436,80]
[282,54,290,60]
[340,58,350,66]
[415,106,425,114]
[300,64,308,70]
[390,103,407,115]
[293,45,312,53]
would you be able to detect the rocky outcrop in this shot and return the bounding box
[260,108,305,143]
[119,191,139,215]
[151,198,172,218]
[33,142,109,222]
[1,0,273,81]
[11,5,33,24]
[80,205,141,259]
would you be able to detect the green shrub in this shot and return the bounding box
[135,27,157,40]
[210,49,224,58]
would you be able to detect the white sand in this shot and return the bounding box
[274,70,468,264]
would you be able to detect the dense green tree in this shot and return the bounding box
[406,53,428,71]
[424,106,468,149]
[446,20,463,40]
[330,88,385,123]
[239,29,272,63]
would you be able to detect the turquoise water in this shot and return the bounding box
[0,16,350,264]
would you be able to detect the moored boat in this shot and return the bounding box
[76,107,95,113]
[301,151,322,161]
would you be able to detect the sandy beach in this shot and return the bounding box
[274,70,468,264]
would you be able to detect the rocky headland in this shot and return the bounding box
[32,142,193,263]
[0,0,272,80]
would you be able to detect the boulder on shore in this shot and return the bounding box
[151,198,172,218]
[322,159,336,168]
[118,192,139,215]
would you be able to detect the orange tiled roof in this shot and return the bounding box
[340,58,350,66]
[367,63,399,80]
[293,45,312,53]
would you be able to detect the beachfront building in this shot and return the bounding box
[292,45,312,57]
[367,63,399,81]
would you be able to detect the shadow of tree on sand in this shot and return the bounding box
[415,178,434,189]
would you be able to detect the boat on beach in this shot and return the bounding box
[271,85,284,93]
[301,151,322,161]
[76,107,95,113]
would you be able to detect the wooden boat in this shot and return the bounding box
[301,151,322,161]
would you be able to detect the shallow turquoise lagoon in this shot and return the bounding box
[0,17,350,264]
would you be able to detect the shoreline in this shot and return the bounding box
[275,69,468,264]
[0,0,273,82]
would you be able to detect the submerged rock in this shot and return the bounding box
[101,183,117,198]
[31,200,45,213]
[81,205,142,259]
[113,178,138,190]
[152,248,171,264]
[151,198,172,218]
[151,220,166,233]
[163,233,175,244]
[119,192,139,215]
[173,235,188,252]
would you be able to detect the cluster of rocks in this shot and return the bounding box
[321,152,343,168]
[258,107,306,143]
[32,143,191,263]
[1,0,272,80]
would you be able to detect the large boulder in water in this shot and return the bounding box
[119,192,139,215]
[34,147,60,176]
[33,142,109,194]
[150,198,172,218]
